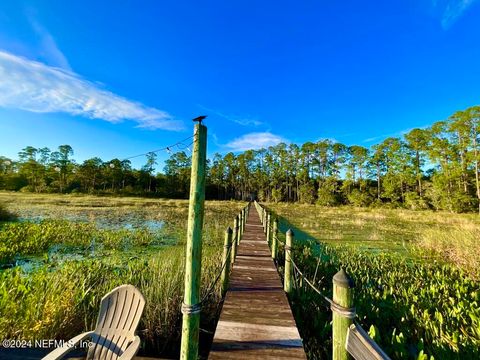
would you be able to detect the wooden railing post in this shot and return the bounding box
[284,229,293,295]
[266,213,271,245]
[262,208,267,234]
[221,227,233,296]
[232,215,239,264]
[242,208,246,234]
[332,269,355,360]
[272,218,278,260]
[238,211,243,242]
[180,123,207,360]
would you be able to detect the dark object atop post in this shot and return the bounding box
[192,115,207,124]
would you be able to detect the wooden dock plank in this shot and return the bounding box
[209,207,306,359]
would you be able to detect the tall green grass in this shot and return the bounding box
[0,193,245,357]
[0,246,223,357]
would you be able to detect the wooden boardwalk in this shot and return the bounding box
[209,206,306,359]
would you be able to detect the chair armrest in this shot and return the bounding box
[118,336,141,360]
[42,331,94,360]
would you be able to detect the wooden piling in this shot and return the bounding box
[284,229,293,295]
[272,218,278,260]
[263,208,267,233]
[180,123,207,360]
[242,208,246,235]
[332,269,355,360]
[240,210,244,239]
[232,215,239,263]
[221,227,233,296]
[266,213,271,245]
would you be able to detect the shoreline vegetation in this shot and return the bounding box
[1,106,480,215]
[1,193,479,358]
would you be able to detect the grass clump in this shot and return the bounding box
[417,227,480,276]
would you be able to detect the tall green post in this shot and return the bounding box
[284,229,293,295]
[272,218,278,260]
[221,227,233,296]
[180,123,207,360]
[231,215,239,264]
[332,269,355,360]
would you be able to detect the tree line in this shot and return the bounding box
[1,106,479,213]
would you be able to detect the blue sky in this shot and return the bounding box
[1,0,480,170]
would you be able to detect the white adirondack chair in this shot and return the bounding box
[43,284,145,360]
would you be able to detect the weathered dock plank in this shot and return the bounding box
[209,207,306,359]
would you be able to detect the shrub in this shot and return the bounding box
[347,189,373,207]
[404,191,430,210]
[299,182,316,204]
[317,178,340,206]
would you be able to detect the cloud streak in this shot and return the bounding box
[225,132,287,151]
[0,50,183,130]
[28,15,71,70]
[432,0,478,28]
[198,105,264,127]
[362,125,429,143]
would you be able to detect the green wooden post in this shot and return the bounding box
[239,210,244,239]
[272,218,278,260]
[263,209,267,233]
[266,213,271,245]
[332,269,355,360]
[231,215,239,264]
[221,227,233,296]
[242,208,246,235]
[180,123,207,360]
[284,229,293,294]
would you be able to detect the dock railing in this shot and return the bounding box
[254,201,391,360]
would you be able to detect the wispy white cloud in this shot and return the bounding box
[225,132,287,151]
[431,0,478,29]
[198,105,264,127]
[0,50,183,130]
[28,16,71,70]
[362,125,429,143]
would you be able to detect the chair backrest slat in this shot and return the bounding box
[86,285,145,360]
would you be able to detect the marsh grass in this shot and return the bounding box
[266,204,480,359]
[0,192,244,358]
[418,226,480,276]
[269,203,480,274]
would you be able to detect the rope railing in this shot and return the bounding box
[253,200,390,360]
[291,259,357,319]
[199,244,232,302]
